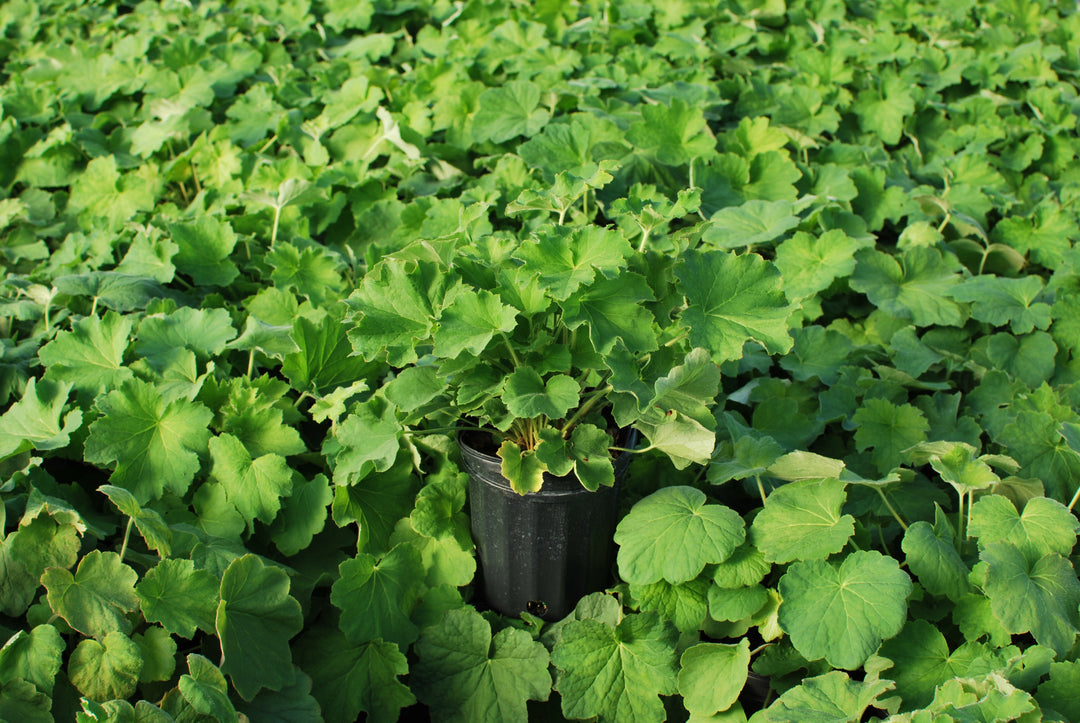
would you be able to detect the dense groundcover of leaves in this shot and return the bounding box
[3,0,1080,720]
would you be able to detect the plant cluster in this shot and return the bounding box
[2,0,1080,721]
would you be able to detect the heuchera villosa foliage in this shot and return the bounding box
[1,0,1080,721]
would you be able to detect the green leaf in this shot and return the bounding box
[677,249,794,363]
[703,200,800,250]
[0,624,65,696]
[0,678,52,723]
[168,216,240,287]
[390,521,476,589]
[209,433,293,533]
[929,672,1037,720]
[56,272,167,313]
[901,520,971,602]
[216,554,304,701]
[999,411,1080,501]
[225,84,285,146]
[412,606,551,723]
[99,484,172,556]
[409,471,470,544]
[514,225,631,301]
[295,630,415,723]
[116,230,177,283]
[980,542,1080,656]
[517,117,596,180]
[853,73,915,144]
[920,441,999,495]
[767,451,847,482]
[433,287,519,358]
[0,514,82,617]
[225,316,299,363]
[135,306,237,367]
[67,156,154,230]
[345,259,449,365]
[969,495,1079,562]
[84,379,213,502]
[0,377,81,460]
[136,558,219,639]
[750,478,855,564]
[708,584,769,622]
[503,368,579,419]
[1036,661,1080,722]
[949,275,1051,334]
[679,641,751,717]
[851,398,930,474]
[952,592,1012,648]
[331,397,403,483]
[559,273,658,355]
[615,486,745,585]
[878,619,984,710]
[42,550,139,639]
[708,432,784,484]
[778,326,855,385]
[626,98,715,165]
[764,670,895,723]
[566,423,617,491]
[496,440,547,494]
[331,461,420,553]
[975,331,1058,389]
[237,669,322,723]
[628,577,710,633]
[472,80,550,143]
[774,230,865,300]
[711,543,772,588]
[635,409,716,469]
[179,654,238,723]
[266,242,344,306]
[38,311,134,395]
[551,612,678,723]
[282,314,375,395]
[134,626,177,683]
[271,472,332,557]
[331,543,424,648]
[68,632,143,702]
[992,202,1077,268]
[849,247,966,327]
[778,551,912,669]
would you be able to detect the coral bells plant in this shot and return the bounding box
[343,198,794,492]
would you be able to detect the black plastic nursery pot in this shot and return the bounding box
[460,431,634,621]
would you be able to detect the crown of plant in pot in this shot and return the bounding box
[342,201,795,493]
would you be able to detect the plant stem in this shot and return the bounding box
[663,330,690,347]
[637,226,650,253]
[956,490,966,541]
[875,488,908,530]
[755,475,768,506]
[1068,484,1080,512]
[609,444,654,454]
[561,384,613,438]
[499,331,523,367]
[270,205,282,248]
[118,518,133,564]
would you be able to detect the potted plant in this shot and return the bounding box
[340,186,793,618]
